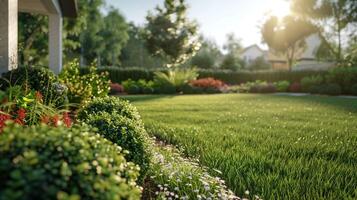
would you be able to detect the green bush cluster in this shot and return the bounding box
[0,124,141,200]
[82,67,326,85]
[78,97,150,182]
[122,79,155,94]
[273,80,290,92]
[301,75,324,92]
[59,62,110,106]
[326,67,357,94]
[0,66,67,107]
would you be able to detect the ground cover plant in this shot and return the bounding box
[125,94,357,200]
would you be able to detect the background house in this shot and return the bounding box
[242,33,335,71]
[240,45,268,66]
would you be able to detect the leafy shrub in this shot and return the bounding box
[326,67,357,94]
[77,97,150,180]
[289,82,301,93]
[122,79,154,94]
[0,66,67,107]
[190,78,226,89]
[153,69,198,93]
[274,81,290,92]
[77,96,141,122]
[301,75,324,92]
[109,83,124,95]
[351,84,357,96]
[317,84,342,96]
[59,61,110,105]
[0,124,141,200]
[259,83,277,93]
[82,112,150,182]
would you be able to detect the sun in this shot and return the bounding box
[268,0,291,19]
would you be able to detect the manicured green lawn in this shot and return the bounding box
[123,94,357,200]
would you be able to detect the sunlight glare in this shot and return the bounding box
[267,0,291,19]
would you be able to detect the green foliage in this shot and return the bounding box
[0,124,141,200]
[99,8,129,66]
[126,94,357,199]
[144,0,200,66]
[301,75,324,92]
[120,24,166,68]
[122,79,155,94]
[81,113,150,180]
[147,142,239,199]
[350,84,357,96]
[247,56,271,71]
[312,83,342,96]
[77,96,142,122]
[153,69,198,93]
[273,80,290,92]
[59,61,110,105]
[77,97,150,181]
[85,67,328,86]
[221,54,242,71]
[0,66,67,107]
[326,67,357,94]
[190,37,222,69]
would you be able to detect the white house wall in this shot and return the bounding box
[0,0,18,73]
[241,46,266,65]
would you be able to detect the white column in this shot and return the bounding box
[49,14,62,74]
[0,0,18,74]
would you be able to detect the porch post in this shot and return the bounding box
[0,0,18,74]
[49,13,62,74]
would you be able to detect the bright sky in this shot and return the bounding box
[104,0,291,49]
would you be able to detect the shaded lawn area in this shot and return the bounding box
[123,94,357,200]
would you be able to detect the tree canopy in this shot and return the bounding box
[144,0,200,67]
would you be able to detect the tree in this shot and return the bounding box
[291,0,357,62]
[191,37,222,69]
[261,15,316,70]
[79,0,105,66]
[99,8,129,66]
[144,0,200,68]
[120,24,166,68]
[223,33,243,56]
[221,54,242,71]
[220,33,244,71]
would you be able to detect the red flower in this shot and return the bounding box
[13,108,26,125]
[0,112,12,132]
[62,112,72,128]
[52,115,60,127]
[35,91,43,102]
[40,115,50,124]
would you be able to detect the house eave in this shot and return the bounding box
[59,0,77,18]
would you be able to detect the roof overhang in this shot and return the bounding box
[59,0,77,18]
[19,0,77,18]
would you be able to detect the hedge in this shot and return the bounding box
[78,97,151,182]
[80,67,327,85]
[0,124,141,200]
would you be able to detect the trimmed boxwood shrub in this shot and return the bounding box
[0,66,67,107]
[78,97,150,181]
[81,112,150,182]
[77,96,142,122]
[0,124,141,200]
